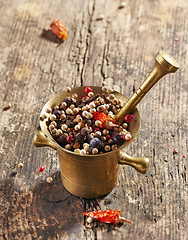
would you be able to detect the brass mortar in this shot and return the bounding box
[33,51,179,199]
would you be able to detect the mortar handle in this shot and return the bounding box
[33,127,57,150]
[114,51,179,124]
[119,152,149,174]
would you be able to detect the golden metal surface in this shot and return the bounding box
[33,128,57,150]
[119,152,150,174]
[33,86,148,198]
[114,51,179,124]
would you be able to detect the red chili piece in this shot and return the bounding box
[173,150,178,154]
[183,155,186,158]
[50,18,67,41]
[67,135,73,143]
[38,166,45,173]
[124,114,134,123]
[84,210,120,225]
[85,87,92,94]
[93,112,117,129]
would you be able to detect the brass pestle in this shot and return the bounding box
[114,51,179,125]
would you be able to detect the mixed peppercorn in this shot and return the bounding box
[41,86,134,155]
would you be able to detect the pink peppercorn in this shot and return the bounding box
[175,37,180,42]
[123,134,127,141]
[106,135,111,140]
[173,150,178,154]
[124,114,134,123]
[38,166,45,173]
[67,135,73,143]
[85,87,92,94]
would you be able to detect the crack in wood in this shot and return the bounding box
[80,0,95,85]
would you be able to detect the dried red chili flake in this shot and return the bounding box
[183,155,186,158]
[50,18,67,41]
[85,87,93,94]
[93,112,118,129]
[84,209,132,225]
[67,135,73,143]
[38,166,45,173]
[124,114,134,123]
[173,149,178,154]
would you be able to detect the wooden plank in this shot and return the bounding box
[0,0,187,239]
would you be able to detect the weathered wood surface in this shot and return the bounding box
[0,0,187,239]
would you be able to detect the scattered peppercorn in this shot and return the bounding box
[124,114,134,122]
[119,2,126,9]
[85,87,93,94]
[173,150,178,154]
[18,163,24,168]
[46,176,53,183]
[174,37,180,42]
[38,166,45,172]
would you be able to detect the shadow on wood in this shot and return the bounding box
[0,171,83,239]
[40,29,63,45]
[0,171,126,239]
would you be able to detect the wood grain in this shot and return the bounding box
[0,0,187,239]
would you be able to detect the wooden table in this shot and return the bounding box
[0,0,187,239]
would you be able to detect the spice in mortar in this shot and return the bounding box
[42,87,134,155]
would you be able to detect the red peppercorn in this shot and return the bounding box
[85,87,92,94]
[123,134,127,141]
[124,114,134,123]
[67,135,73,143]
[38,166,45,173]
[106,135,111,140]
[173,149,178,154]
